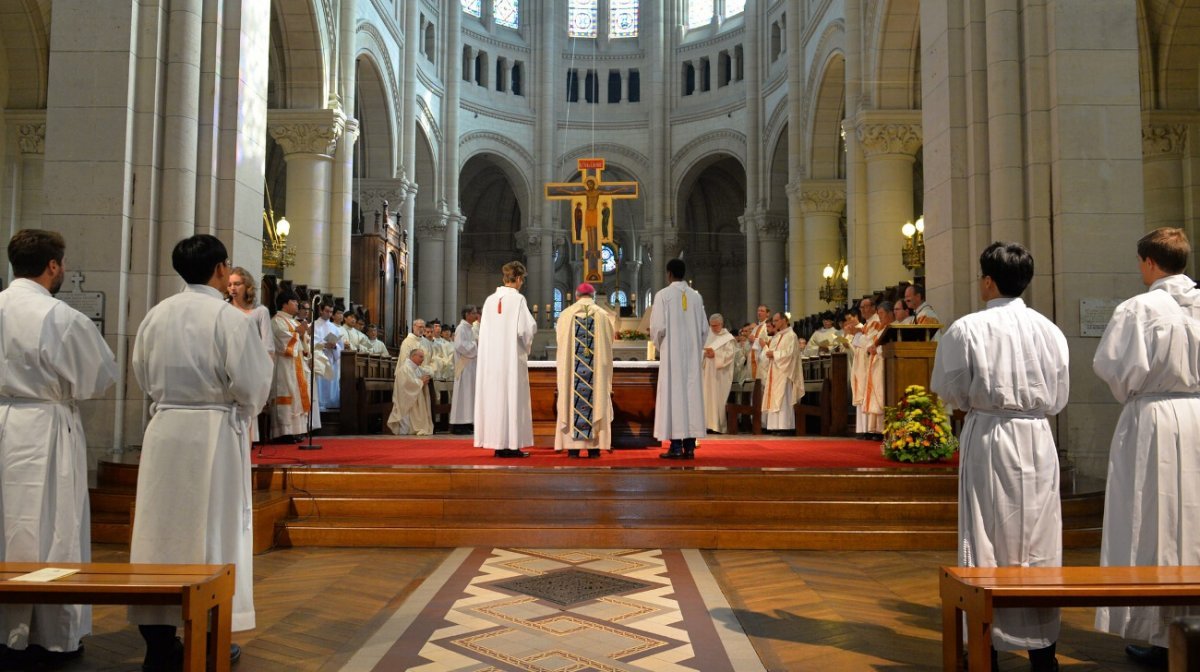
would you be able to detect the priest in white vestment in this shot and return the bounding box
[701,314,738,433]
[748,304,770,383]
[651,259,708,459]
[270,291,316,439]
[930,242,1068,669]
[387,350,433,436]
[555,283,616,456]
[847,298,880,436]
[1093,228,1200,661]
[0,230,117,657]
[129,235,273,669]
[905,283,941,326]
[761,313,804,432]
[474,262,538,457]
[804,314,845,356]
[313,303,342,410]
[365,324,390,356]
[450,306,481,431]
[399,319,426,361]
[861,302,896,437]
[432,326,455,381]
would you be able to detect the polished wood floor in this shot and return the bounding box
[36,545,1144,671]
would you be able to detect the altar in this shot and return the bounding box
[528,361,659,448]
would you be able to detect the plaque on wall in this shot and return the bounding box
[57,272,105,332]
[1079,298,1122,337]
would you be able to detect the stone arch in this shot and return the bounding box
[1157,0,1200,108]
[671,131,747,199]
[767,123,789,213]
[809,51,846,180]
[0,0,48,109]
[460,131,535,220]
[412,122,438,212]
[458,152,527,304]
[353,53,395,178]
[675,151,748,319]
[867,0,920,110]
[269,0,329,109]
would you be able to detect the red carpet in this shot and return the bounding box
[252,436,959,469]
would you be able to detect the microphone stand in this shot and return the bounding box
[299,291,323,450]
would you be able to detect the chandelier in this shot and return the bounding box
[901,216,925,272]
[819,259,849,306]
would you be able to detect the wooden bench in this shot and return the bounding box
[339,351,396,434]
[725,379,763,435]
[941,565,1200,671]
[0,562,234,672]
[793,352,850,436]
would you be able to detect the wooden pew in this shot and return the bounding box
[793,352,850,436]
[339,351,396,434]
[725,379,763,435]
[940,565,1200,671]
[430,380,453,432]
[1172,617,1200,671]
[0,562,234,672]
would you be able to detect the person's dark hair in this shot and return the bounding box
[908,284,925,301]
[275,288,299,310]
[877,300,895,313]
[666,258,686,280]
[7,229,65,278]
[171,234,228,285]
[1137,227,1191,274]
[820,311,833,322]
[461,304,478,319]
[979,241,1035,297]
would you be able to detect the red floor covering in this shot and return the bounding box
[251,436,960,470]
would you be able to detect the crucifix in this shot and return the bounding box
[544,158,639,284]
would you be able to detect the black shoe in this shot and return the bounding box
[1125,644,1168,668]
[1029,643,1058,672]
[588,449,601,458]
[139,625,183,672]
[497,449,529,458]
[567,450,579,458]
[230,643,241,665]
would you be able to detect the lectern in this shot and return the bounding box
[879,324,941,406]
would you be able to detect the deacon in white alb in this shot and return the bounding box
[930,242,1069,671]
[474,261,538,457]
[387,349,434,436]
[1093,227,1200,664]
[861,301,896,438]
[555,283,616,457]
[449,305,481,432]
[761,313,804,432]
[651,258,708,459]
[701,313,739,433]
[0,230,117,658]
[129,234,273,669]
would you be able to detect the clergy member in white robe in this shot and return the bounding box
[847,298,879,436]
[861,302,896,437]
[701,314,739,433]
[930,242,1068,668]
[129,235,273,668]
[271,292,315,439]
[0,230,117,656]
[748,304,770,382]
[1093,228,1200,659]
[450,306,481,431]
[555,283,616,456]
[761,313,804,432]
[399,319,426,361]
[651,259,707,459]
[474,261,538,457]
[313,303,343,410]
[387,350,434,436]
[805,314,844,356]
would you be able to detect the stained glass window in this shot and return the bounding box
[601,245,617,273]
[553,288,564,318]
[495,0,519,28]
[462,0,481,17]
[610,0,639,38]
[724,0,746,17]
[569,0,598,38]
[610,290,629,307]
[687,0,714,29]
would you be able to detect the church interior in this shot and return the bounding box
[1,0,1198,669]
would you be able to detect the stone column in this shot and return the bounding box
[843,0,868,300]
[268,109,344,290]
[743,0,765,312]
[535,1,558,308]
[8,113,46,236]
[799,181,847,315]
[515,228,545,317]
[646,0,669,298]
[415,214,446,318]
[443,211,465,320]
[740,214,760,318]
[441,4,463,325]
[355,178,408,234]
[856,114,921,290]
[1142,121,1187,231]
[400,0,420,327]
[785,0,807,315]
[329,119,358,299]
[757,214,788,314]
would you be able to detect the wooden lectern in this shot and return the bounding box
[879,324,942,407]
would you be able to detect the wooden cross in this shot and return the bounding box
[544,158,639,284]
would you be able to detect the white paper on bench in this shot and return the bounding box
[9,568,81,582]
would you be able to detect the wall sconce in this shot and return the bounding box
[819,259,849,306]
[262,185,296,270]
[901,216,925,272]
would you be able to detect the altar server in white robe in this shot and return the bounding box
[129,235,273,669]
[0,230,117,658]
[313,302,342,409]
[555,283,616,457]
[450,305,481,432]
[761,313,804,432]
[652,259,708,459]
[1093,227,1200,664]
[861,301,896,437]
[930,242,1068,670]
[702,314,739,433]
[399,319,426,361]
[475,261,538,457]
[387,350,434,435]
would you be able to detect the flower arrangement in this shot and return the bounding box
[882,385,958,463]
[617,329,649,340]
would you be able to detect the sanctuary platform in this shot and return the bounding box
[90,436,1104,555]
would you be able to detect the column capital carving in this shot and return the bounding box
[356,178,407,231]
[756,214,789,241]
[1142,122,1187,157]
[267,108,346,157]
[856,121,922,158]
[17,123,45,155]
[415,214,447,239]
[798,181,847,215]
[515,228,544,253]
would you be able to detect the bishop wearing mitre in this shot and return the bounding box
[761,313,804,433]
[387,349,433,436]
[555,283,616,457]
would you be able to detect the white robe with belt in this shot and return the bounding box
[271,312,316,437]
[0,279,117,652]
[474,286,537,449]
[450,320,479,424]
[650,281,707,441]
[930,297,1069,651]
[387,358,433,436]
[762,330,803,431]
[702,329,738,432]
[1094,274,1200,646]
[129,284,273,632]
[313,317,342,410]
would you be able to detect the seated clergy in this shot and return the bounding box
[365,324,390,356]
[702,313,739,433]
[761,312,804,433]
[387,349,433,436]
[805,313,845,355]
